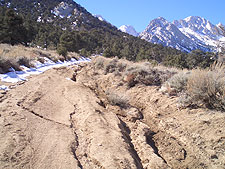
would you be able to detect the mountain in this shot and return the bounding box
[1,0,194,68]
[139,17,208,52]
[140,16,225,52]
[173,16,224,49]
[119,25,139,37]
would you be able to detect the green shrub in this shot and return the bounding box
[57,45,68,57]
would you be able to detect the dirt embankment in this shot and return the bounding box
[0,57,224,169]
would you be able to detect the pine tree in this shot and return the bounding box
[0,9,27,45]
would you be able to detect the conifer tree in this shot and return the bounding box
[0,9,27,45]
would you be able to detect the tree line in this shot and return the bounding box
[0,6,216,69]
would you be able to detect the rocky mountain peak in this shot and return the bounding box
[144,17,169,32]
[173,16,219,38]
[139,16,225,52]
[119,25,139,37]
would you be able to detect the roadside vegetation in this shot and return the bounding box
[93,56,176,88]
[161,62,225,111]
[92,56,225,112]
[0,43,80,73]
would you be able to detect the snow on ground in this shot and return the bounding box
[0,85,9,91]
[0,57,91,86]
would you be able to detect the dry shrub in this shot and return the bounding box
[185,69,225,110]
[106,90,129,109]
[162,63,225,110]
[93,56,128,75]
[124,64,174,88]
[104,58,118,74]
[162,72,190,95]
[0,44,81,73]
[0,55,22,73]
[93,56,106,69]
[92,56,174,88]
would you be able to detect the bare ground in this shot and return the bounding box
[0,61,224,169]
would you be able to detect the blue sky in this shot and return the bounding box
[74,0,225,32]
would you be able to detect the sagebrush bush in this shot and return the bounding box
[92,56,174,88]
[166,72,190,94]
[186,69,225,110]
[104,58,118,74]
[0,56,22,73]
[93,56,105,69]
[106,91,129,109]
[124,64,173,88]
[162,65,225,111]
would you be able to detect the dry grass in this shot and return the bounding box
[162,62,225,111]
[186,69,225,110]
[92,56,175,88]
[0,44,81,73]
[106,90,129,109]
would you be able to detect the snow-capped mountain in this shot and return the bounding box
[173,16,224,48]
[119,25,139,37]
[140,16,225,52]
[139,17,209,52]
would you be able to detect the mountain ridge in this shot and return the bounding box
[138,16,225,52]
[119,16,225,52]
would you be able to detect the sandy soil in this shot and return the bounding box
[0,61,224,169]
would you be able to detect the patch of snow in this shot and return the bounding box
[7,2,11,7]
[219,36,225,42]
[0,57,91,83]
[0,85,9,91]
[37,16,42,22]
[93,14,106,22]
[66,77,72,81]
[53,2,74,18]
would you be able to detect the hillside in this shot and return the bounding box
[0,56,224,168]
[0,0,218,69]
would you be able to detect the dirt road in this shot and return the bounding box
[0,60,224,169]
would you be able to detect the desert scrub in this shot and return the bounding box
[92,56,174,88]
[162,66,225,111]
[185,69,225,110]
[106,90,129,109]
[124,63,174,88]
[0,55,26,73]
[160,71,191,95]
[93,56,128,75]
[0,44,81,73]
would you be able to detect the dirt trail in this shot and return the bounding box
[0,60,224,169]
[0,66,151,169]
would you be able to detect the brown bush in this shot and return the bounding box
[186,69,225,110]
[106,91,129,109]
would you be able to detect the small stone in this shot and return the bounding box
[211,155,218,159]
